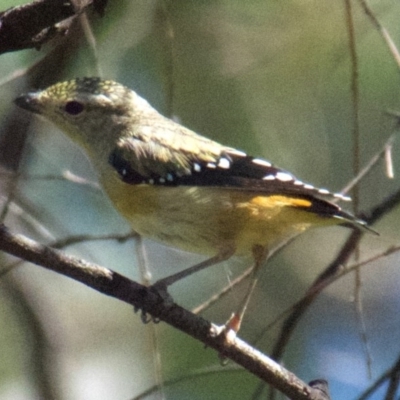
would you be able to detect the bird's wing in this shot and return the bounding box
[109,128,344,201]
[108,133,375,232]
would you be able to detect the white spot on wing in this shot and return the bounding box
[228,149,247,157]
[263,174,276,180]
[217,158,230,169]
[276,172,293,182]
[318,188,330,194]
[252,158,272,167]
[304,184,315,190]
[193,163,201,172]
[206,162,216,169]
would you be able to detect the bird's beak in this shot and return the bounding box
[14,92,42,115]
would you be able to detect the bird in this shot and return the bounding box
[14,77,374,332]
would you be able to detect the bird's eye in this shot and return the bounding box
[64,101,84,115]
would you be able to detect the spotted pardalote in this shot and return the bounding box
[15,78,374,330]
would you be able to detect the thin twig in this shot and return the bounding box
[358,0,400,70]
[356,355,400,400]
[344,0,373,380]
[0,231,139,276]
[0,170,101,190]
[135,235,166,399]
[158,0,175,118]
[79,12,103,76]
[51,231,138,249]
[259,244,400,339]
[192,265,253,315]
[191,237,296,316]
[340,133,396,195]
[270,183,400,363]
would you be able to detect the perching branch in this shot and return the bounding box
[0,223,330,400]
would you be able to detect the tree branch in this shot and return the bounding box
[0,0,106,55]
[0,223,330,400]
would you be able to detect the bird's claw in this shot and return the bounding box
[209,314,240,343]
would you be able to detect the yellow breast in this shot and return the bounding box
[100,170,340,257]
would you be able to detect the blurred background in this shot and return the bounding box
[1,0,400,399]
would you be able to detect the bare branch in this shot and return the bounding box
[0,0,105,54]
[0,223,329,400]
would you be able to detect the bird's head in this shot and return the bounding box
[15,77,152,151]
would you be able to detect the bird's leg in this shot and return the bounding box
[152,245,236,299]
[224,244,268,335]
